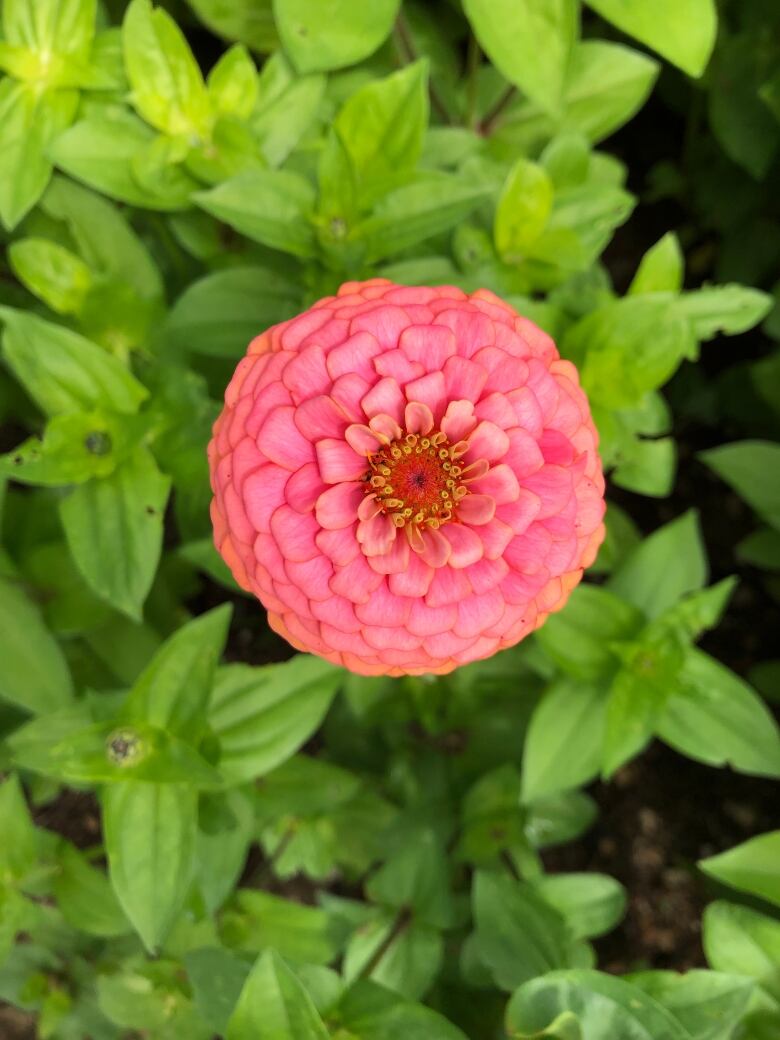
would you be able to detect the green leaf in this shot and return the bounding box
[703,902,780,998]
[252,53,324,168]
[738,528,780,570]
[525,790,598,850]
[2,0,96,66]
[208,44,258,119]
[343,913,443,1001]
[274,0,400,74]
[367,830,454,929]
[333,61,428,209]
[125,604,232,738]
[473,871,586,991]
[123,0,211,136]
[0,774,38,879]
[657,650,780,778]
[103,780,197,952]
[700,832,780,909]
[227,949,329,1040]
[186,0,278,51]
[494,159,554,261]
[699,441,780,530]
[535,584,644,679]
[194,169,316,256]
[225,889,346,965]
[609,510,707,619]
[53,843,131,938]
[165,266,299,358]
[611,435,677,498]
[464,0,579,115]
[676,286,773,341]
[584,0,717,78]
[209,657,342,784]
[0,575,73,714]
[196,789,254,914]
[0,309,148,417]
[532,874,626,941]
[59,447,171,620]
[629,970,754,1040]
[8,238,92,315]
[0,80,78,229]
[355,174,488,263]
[629,233,684,295]
[185,946,251,1036]
[335,979,470,1040]
[507,970,692,1039]
[522,680,607,801]
[655,577,737,644]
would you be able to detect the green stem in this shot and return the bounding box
[393,13,452,125]
[465,34,481,129]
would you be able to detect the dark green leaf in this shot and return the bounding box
[274,0,400,74]
[699,441,780,530]
[700,832,780,909]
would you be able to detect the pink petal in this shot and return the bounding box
[441,400,477,442]
[357,512,397,556]
[373,349,424,384]
[389,550,434,597]
[526,359,559,423]
[315,482,363,530]
[443,355,487,401]
[423,630,475,658]
[503,428,544,478]
[368,413,403,442]
[496,489,541,535]
[316,439,367,483]
[326,331,384,380]
[355,581,411,626]
[468,464,520,505]
[331,373,372,420]
[398,324,456,370]
[261,406,314,469]
[363,625,422,652]
[407,600,458,637]
[310,595,360,632]
[404,372,447,422]
[285,555,333,600]
[350,304,410,349]
[345,424,382,455]
[456,494,495,526]
[285,462,325,512]
[425,565,472,607]
[522,465,573,520]
[316,526,360,565]
[282,344,330,400]
[465,421,510,464]
[504,525,553,574]
[507,387,543,439]
[404,401,434,435]
[434,308,495,358]
[539,429,576,467]
[243,466,289,533]
[417,527,451,568]
[279,306,332,349]
[441,523,483,568]
[295,395,351,441]
[367,531,410,574]
[357,494,382,521]
[474,391,519,429]
[476,517,514,559]
[465,557,508,594]
[270,504,320,562]
[455,589,504,638]
[329,553,383,603]
[361,377,405,424]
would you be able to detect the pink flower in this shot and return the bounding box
[208,280,605,676]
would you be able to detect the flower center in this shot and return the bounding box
[364,431,466,529]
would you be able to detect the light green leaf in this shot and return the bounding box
[337,979,469,1039]
[53,842,131,938]
[59,447,171,620]
[334,61,428,208]
[0,774,38,879]
[2,0,96,62]
[611,435,677,498]
[0,575,73,714]
[125,604,232,738]
[227,949,329,1040]
[208,44,258,119]
[194,168,316,256]
[8,238,92,315]
[609,510,707,618]
[185,946,252,1036]
[532,874,626,941]
[186,0,278,51]
[196,790,254,914]
[699,441,780,530]
[522,680,607,801]
[225,890,344,964]
[703,902,780,998]
[165,266,299,357]
[629,233,684,295]
[0,309,147,417]
[657,649,780,778]
[464,0,579,115]
[252,54,324,167]
[584,0,717,78]
[209,657,342,784]
[676,286,772,341]
[343,913,443,1001]
[367,830,454,930]
[494,159,553,261]
[700,832,780,909]
[123,0,211,136]
[103,780,197,952]
[274,0,400,74]
[629,970,754,1040]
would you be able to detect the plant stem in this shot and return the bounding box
[465,34,481,129]
[359,906,413,979]
[394,13,452,125]
[480,85,516,136]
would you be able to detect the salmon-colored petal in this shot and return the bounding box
[315,482,363,530]
[316,439,367,483]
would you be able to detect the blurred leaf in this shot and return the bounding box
[227,949,329,1039]
[0,774,38,879]
[59,447,171,620]
[676,286,772,341]
[8,238,92,315]
[224,889,345,964]
[0,575,73,714]
[185,946,251,1035]
[194,168,316,256]
[494,159,553,261]
[186,0,278,51]
[629,233,684,295]
[531,874,626,941]
[0,309,148,416]
[699,441,780,529]
[53,843,131,938]
[335,979,470,1039]
[608,510,707,619]
[274,0,400,74]
[611,435,676,498]
[657,649,780,778]
[700,832,780,909]
[703,902,780,999]
[584,0,716,78]
[464,0,578,115]
[165,266,299,357]
[629,970,754,1040]
[196,789,254,913]
[343,912,443,1001]
[252,53,324,166]
[522,680,607,801]
[525,790,598,850]
[209,658,342,784]
[367,830,454,929]
[103,780,197,952]
[208,44,258,119]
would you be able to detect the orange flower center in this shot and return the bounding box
[365,431,466,528]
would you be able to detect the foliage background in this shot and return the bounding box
[0,0,779,1037]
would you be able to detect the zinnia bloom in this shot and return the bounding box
[208,280,605,676]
